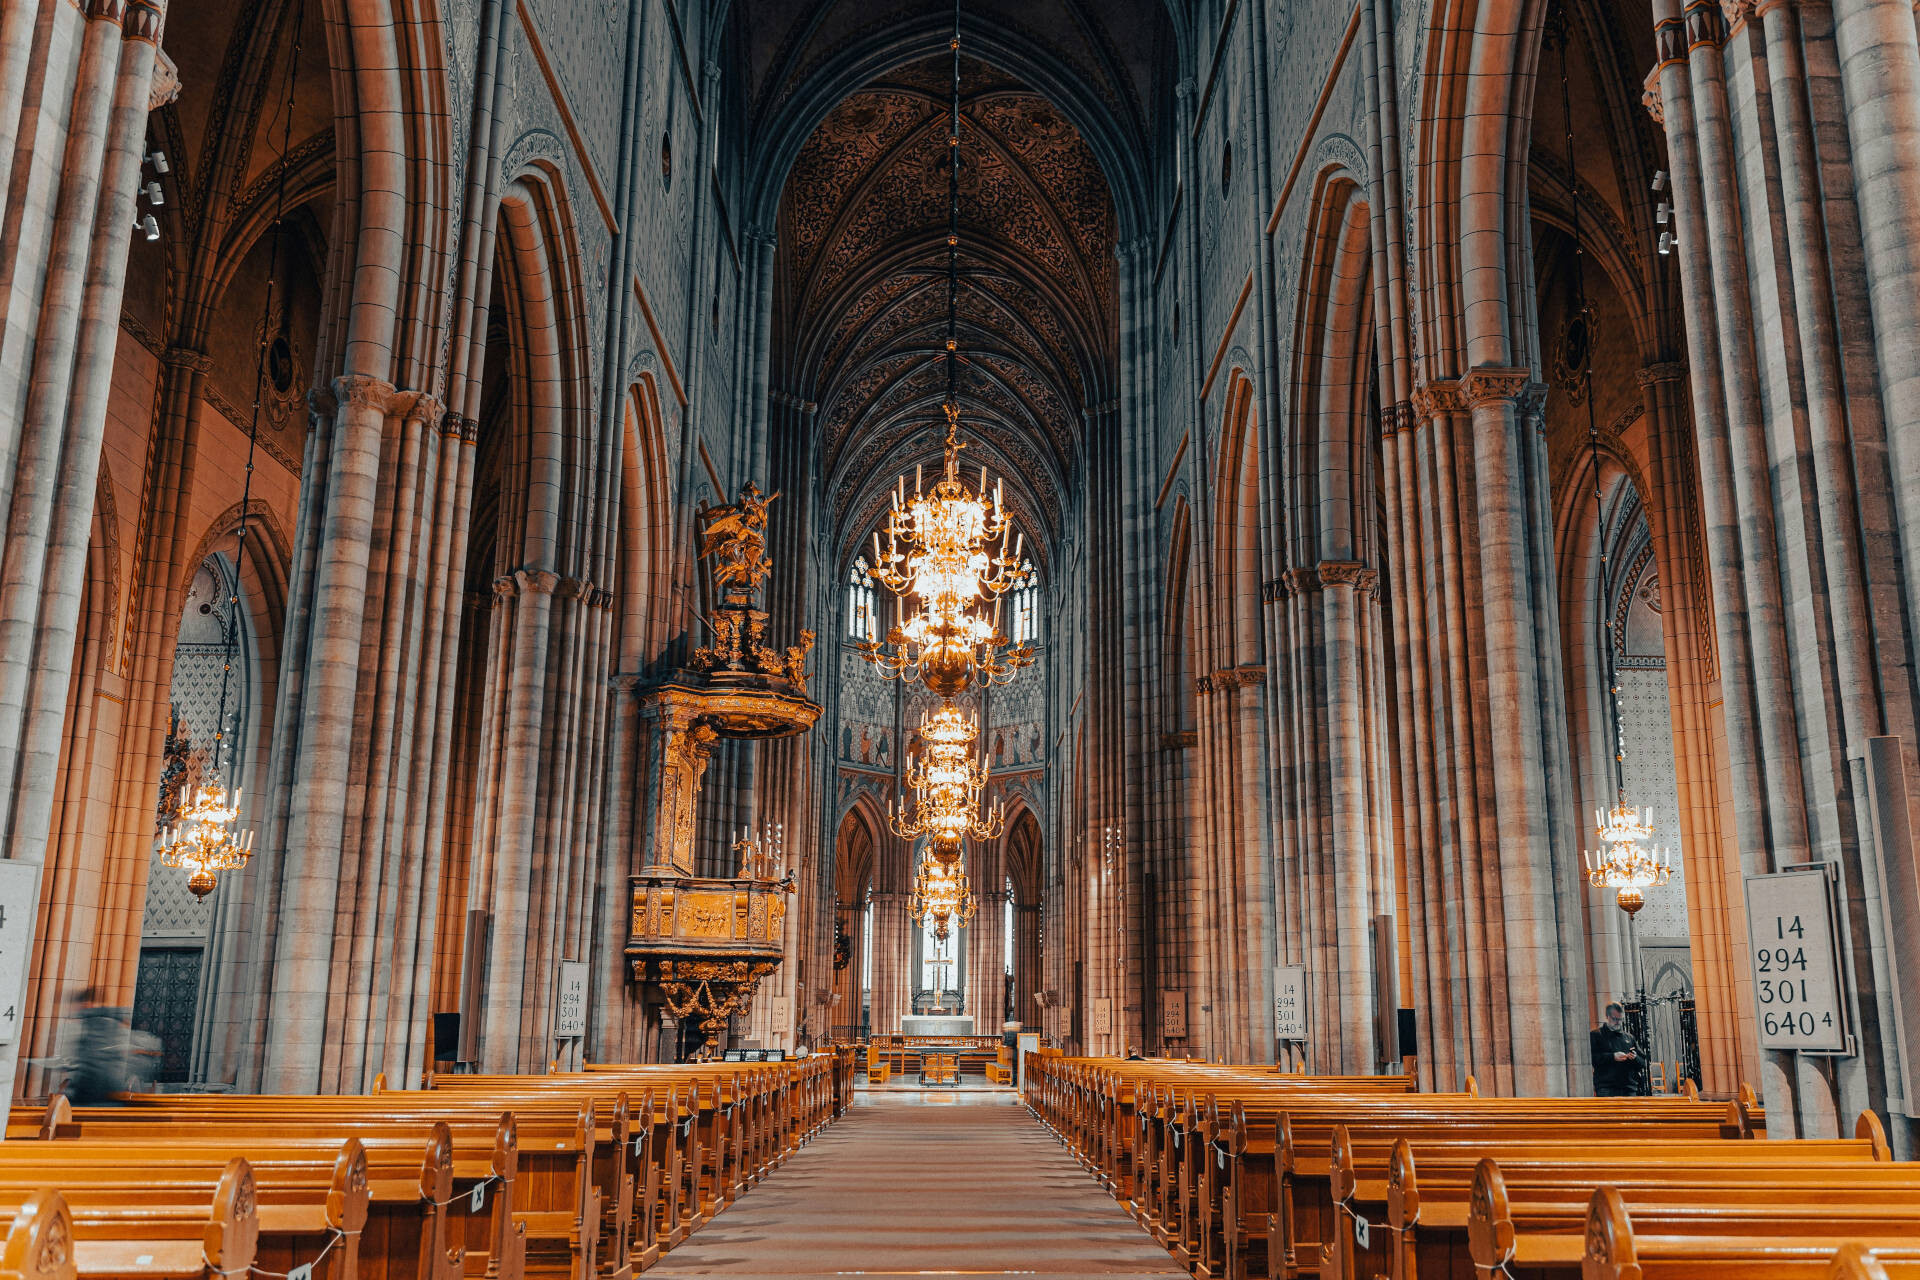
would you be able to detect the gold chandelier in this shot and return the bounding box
[910,852,979,942]
[860,407,1032,698]
[160,780,253,899]
[890,702,1003,860]
[1583,803,1672,916]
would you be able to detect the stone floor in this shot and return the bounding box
[646,1088,1187,1278]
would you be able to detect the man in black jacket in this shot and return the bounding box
[1590,1001,1640,1096]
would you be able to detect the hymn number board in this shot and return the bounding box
[1743,864,1850,1054]
[553,960,588,1039]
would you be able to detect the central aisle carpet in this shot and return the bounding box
[646,1088,1187,1277]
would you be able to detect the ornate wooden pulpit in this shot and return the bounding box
[626,486,819,1059]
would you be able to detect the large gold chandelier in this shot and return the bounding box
[910,852,979,942]
[855,5,1032,700]
[891,702,1003,862]
[861,414,1033,699]
[1583,803,1672,916]
[160,779,253,899]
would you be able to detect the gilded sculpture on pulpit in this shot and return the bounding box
[698,482,779,596]
[688,485,815,696]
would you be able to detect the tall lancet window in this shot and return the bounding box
[849,555,878,642]
[1009,559,1040,645]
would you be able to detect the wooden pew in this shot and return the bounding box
[1578,1180,1920,1280]
[7,1123,486,1280]
[1829,1243,1920,1280]
[21,1096,592,1280]
[1328,1114,1890,1280]
[8,1057,839,1280]
[30,1097,525,1280]
[0,1155,259,1280]
[1236,1094,1754,1280]
[1027,1054,1770,1280]
[0,1191,77,1280]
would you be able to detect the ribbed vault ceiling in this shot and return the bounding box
[772,51,1120,568]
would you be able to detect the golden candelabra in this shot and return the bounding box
[891,703,1002,861]
[857,406,1034,698]
[159,780,253,899]
[1583,802,1673,916]
[910,852,978,942]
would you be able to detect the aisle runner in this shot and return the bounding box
[646,1090,1185,1278]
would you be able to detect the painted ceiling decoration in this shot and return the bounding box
[770,35,1129,567]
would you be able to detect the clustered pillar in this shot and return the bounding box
[1646,0,1920,1139]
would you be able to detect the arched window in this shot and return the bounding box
[1009,559,1040,645]
[849,555,877,641]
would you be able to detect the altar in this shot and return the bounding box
[900,1014,974,1037]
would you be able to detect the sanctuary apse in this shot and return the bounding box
[1,0,1920,1157]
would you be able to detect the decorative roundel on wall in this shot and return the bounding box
[661,131,673,190]
[268,333,294,392]
[1222,140,1232,196]
[1553,302,1594,405]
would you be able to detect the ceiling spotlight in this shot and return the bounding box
[139,213,159,241]
[147,150,169,174]
[1657,230,1674,256]
[1655,202,1669,224]
[145,180,163,205]
[1651,169,1668,192]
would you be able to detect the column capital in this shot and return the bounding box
[395,389,445,430]
[1317,559,1379,594]
[1460,365,1537,409]
[332,373,397,416]
[86,0,128,22]
[1410,378,1464,419]
[495,568,560,598]
[1642,67,1664,124]
[1636,360,1688,387]
[162,345,212,374]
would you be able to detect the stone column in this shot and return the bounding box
[867,890,910,1035]
[0,0,165,870]
[1461,367,1577,1095]
[1635,361,1749,1093]
[259,373,393,1093]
